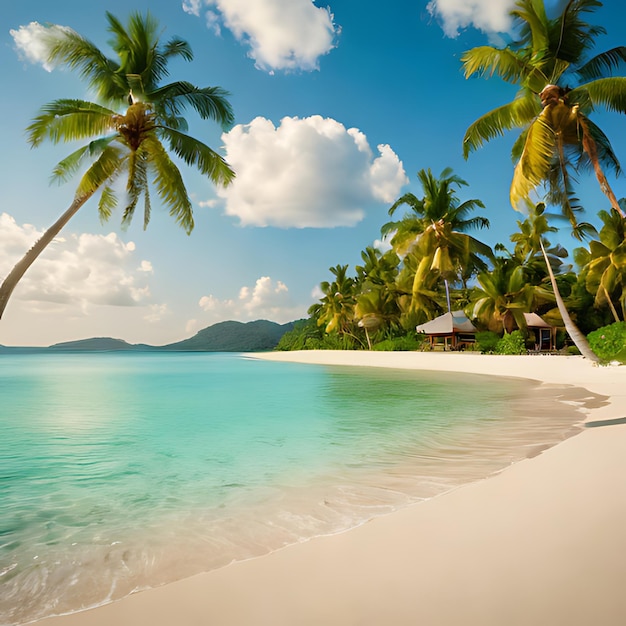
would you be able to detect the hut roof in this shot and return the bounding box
[523,312,553,328]
[416,311,477,335]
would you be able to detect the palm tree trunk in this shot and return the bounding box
[540,240,600,362]
[603,285,621,323]
[0,194,92,320]
[444,278,451,313]
[580,119,625,218]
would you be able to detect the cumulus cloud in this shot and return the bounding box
[0,213,154,310]
[215,115,407,228]
[183,0,339,72]
[10,22,68,71]
[427,0,516,37]
[196,276,306,325]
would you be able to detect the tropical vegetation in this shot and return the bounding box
[0,11,235,320]
[461,0,626,234]
[282,0,626,362]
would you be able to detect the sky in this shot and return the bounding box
[1,0,625,346]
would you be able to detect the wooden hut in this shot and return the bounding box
[524,312,556,352]
[416,311,477,350]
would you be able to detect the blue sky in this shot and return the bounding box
[1,0,625,346]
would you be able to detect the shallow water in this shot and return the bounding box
[0,352,584,624]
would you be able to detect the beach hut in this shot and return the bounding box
[416,310,477,350]
[524,312,556,352]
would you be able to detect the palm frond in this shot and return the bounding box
[50,145,91,184]
[75,143,126,198]
[387,192,421,217]
[163,38,193,62]
[463,95,540,158]
[510,112,555,209]
[142,136,194,233]
[98,184,118,222]
[461,46,531,84]
[510,126,529,163]
[27,100,117,147]
[511,0,549,56]
[577,117,622,176]
[551,0,604,65]
[573,77,626,113]
[47,27,124,103]
[108,11,160,91]
[150,82,234,128]
[51,136,118,185]
[577,47,626,80]
[122,148,144,228]
[158,126,235,187]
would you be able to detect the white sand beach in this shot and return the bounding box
[34,352,626,626]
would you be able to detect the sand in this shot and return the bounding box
[33,352,626,626]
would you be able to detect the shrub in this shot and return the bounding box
[587,322,626,363]
[372,335,425,351]
[496,330,526,355]
[475,331,501,354]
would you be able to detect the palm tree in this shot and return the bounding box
[575,207,626,322]
[462,0,626,234]
[313,264,358,341]
[0,12,235,319]
[513,203,600,360]
[471,254,540,334]
[353,247,402,347]
[382,168,492,314]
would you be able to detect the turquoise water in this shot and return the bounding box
[0,353,581,624]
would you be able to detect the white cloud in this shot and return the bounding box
[10,22,69,71]
[0,213,154,311]
[215,115,407,228]
[427,0,515,37]
[144,304,170,323]
[182,0,203,16]
[184,0,339,72]
[197,276,306,324]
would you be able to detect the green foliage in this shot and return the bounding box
[275,318,364,351]
[275,319,324,351]
[475,330,501,353]
[372,335,426,351]
[495,330,527,355]
[462,0,626,226]
[587,322,626,363]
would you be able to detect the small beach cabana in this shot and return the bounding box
[524,312,556,352]
[416,310,477,351]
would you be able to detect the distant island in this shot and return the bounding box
[0,320,296,353]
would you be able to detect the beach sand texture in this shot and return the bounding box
[33,352,626,626]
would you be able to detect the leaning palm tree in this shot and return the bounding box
[0,12,235,319]
[462,0,626,235]
[514,203,600,360]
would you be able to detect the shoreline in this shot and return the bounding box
[33,352,626,626]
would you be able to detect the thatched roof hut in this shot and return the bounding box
[416,311,477,350]
[523,312,556,351]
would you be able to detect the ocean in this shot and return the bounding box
[0,352,582,624]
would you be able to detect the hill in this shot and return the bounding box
[0,320,294,353]
[47,337,153,352]
[161,320,294,352]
